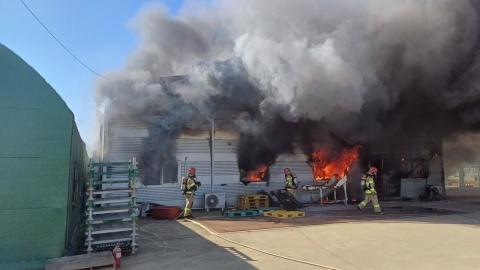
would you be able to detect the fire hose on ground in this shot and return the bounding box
[167,189,340,268]
[186,219,344,270]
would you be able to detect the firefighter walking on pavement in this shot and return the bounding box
[357,166,384,215]
[284,168,298,199]
[182,167,199,219]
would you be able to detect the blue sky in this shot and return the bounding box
[0,0,184,153]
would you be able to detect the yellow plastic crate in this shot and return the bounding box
[263,210,305,219]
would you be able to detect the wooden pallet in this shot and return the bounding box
[238,198,269,204]
[238,197,269,206]
[45,251,115,270]
[264,210,305,219]
[238,202,269,210]
[238,194,268,200]
[223,210,259,218]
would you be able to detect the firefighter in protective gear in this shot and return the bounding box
[357,166,384,215]
[284,168,298,198]
[183,167,199,219]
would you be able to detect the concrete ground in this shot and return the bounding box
[120,187,480,270]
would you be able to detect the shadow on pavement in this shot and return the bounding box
[120,218,257,270]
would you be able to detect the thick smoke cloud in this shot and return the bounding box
[444,133,480,176]
[96,0,480,177]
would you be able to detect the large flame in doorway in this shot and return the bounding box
[310,145,361,180]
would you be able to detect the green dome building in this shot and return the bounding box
[0,43,88,270]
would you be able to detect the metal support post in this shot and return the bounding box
[320,189,323,207]
[211,116,215,193]
[130,157,138,255]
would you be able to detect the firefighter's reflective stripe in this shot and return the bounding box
[185,177,197,194]
[285,174,294,189]
[364,176,376,194]
[358,194,382,213]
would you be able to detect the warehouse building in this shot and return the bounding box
[99,78,445,210]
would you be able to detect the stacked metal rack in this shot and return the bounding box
[85,158,138,254]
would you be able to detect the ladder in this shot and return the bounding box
[85,158,138,254]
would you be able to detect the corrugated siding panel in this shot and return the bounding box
[214,161,239,175]
[427,173,443,186]
[214,140,239,153]
[177,139,210,153]
[270,161,314,176]
[108,114,148,129]
[182,161,211,176]
[108,137,143,153]
[428,160,443,173]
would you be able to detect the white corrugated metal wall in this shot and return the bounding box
[103,115,337,208]
[102,115,445,207]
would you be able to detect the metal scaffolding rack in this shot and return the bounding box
[85,158,138,254]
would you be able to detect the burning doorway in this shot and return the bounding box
[239,165,270,185]
[308,145,361,181]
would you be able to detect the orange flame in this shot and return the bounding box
[311,145,361,181]
[245,165,268,182]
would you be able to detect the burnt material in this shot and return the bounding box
[239,167,270,186]
[259,190,280,207]
[270,189,303,211]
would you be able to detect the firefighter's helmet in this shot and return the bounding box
[284,168,291,174]
[368,166,378,174]
[188,167,196,176]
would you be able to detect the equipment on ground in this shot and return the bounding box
[301,174,348,207]
[424,185,448,202]
[270,189,303,211]
[259,190,280,207]
[204,193,226,212]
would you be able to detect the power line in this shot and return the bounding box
[20,0,109,80]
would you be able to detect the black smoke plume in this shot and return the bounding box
[95,0,480,180]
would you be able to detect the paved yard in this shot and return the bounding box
[120,191,480,270]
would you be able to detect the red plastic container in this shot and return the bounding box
[151,206,182,220]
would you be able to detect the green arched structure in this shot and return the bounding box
[0,44,88,270]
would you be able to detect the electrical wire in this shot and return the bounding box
[187,219,344,270]
[19,0,109,80]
